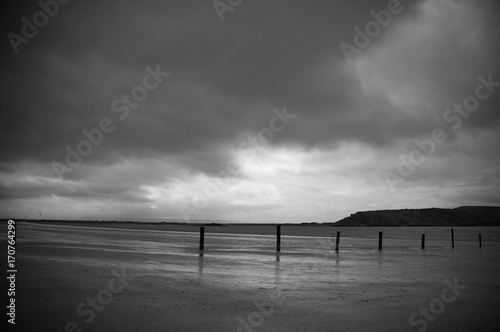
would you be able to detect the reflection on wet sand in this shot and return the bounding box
[198,254,204,279]
[274,255,281,284]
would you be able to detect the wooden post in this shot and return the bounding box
[378,231,383,250]
[276,225,281,252]
[199,227,205,251]
[451,228,454,248]
[479,233,482,248]
[335,231,340,252]
[421,234,425,249]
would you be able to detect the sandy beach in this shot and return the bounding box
[8,222,500,331]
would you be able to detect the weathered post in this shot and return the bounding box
[276,225,281,252]
[451,228,454,248]
[335,231,340,252]
[378,231,383,250]
[199,226,205,251]
[421,234,425,249]
[479,233,482,248]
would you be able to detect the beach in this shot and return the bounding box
[8,222,500,331]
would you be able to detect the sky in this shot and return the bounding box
[1,0,499,223]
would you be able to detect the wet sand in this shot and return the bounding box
[9,222,500,331]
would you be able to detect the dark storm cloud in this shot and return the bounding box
[1,0,428,166]
[1,0,499,221]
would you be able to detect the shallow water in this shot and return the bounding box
[18,222,500,254]
[18,222,500,286]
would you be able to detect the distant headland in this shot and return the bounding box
[334,206,500,227]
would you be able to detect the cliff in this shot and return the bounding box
[334,206,500,226]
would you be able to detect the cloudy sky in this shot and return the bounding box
[1,0,499,223]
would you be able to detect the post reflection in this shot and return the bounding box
[275,253,281,284]
[198,253,204,279]
[377,250,383,267]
